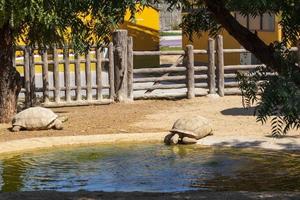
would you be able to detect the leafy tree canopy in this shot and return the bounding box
[0,0,153,49]
[153,0,300,135]
[0,0,153,123]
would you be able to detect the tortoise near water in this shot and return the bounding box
[11,107,66,132]
[164,116,213,145]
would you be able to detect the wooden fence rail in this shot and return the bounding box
[131,34,299,99]
[17,44,114,107]
[15,30,300,107]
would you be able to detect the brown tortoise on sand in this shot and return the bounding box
[164,116,213,145]
[11,107,67,132]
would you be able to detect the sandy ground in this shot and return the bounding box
[0,96,298,147]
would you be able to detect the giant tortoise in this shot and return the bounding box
[164,116,213,145]
[11,107,67,132]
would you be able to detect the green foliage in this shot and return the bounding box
[237,46,300,135]
[159,31,181,36]
[0,0,152,50]
[161,0,300,44]
[158,0,300,135]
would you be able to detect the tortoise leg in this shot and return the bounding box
[11,125,21,132]
[170,133,179,145]
[181,137,197,145]
[53,119,63,130]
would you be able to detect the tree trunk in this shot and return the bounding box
[0,23,21,123]
[203,0,300,86]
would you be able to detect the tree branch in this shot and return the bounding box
[203,0,300,86]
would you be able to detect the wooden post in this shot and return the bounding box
[29,47,35,106]
[53,45,60,103]
[12,47,16,68]
[85,50,92,101]
[208,38,216,94]
[75,53,82,101]
[64,45,71,102]
[113,30,128,102]
[127,36,134,101]
[24,47,30,108]
[186,45,195,99]
[108,42,115,100]
[216,35,224,97]
[96,47,103,100]
[297,40,300,68]
[42,48,49,104]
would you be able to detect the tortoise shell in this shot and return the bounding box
[170,116,212,139]
[12,107,58,130]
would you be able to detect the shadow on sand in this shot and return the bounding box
[207,137,300,151]
[220,107,256,116]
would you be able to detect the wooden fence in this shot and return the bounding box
[131,46,210,99]
[15,30,300,107]
[17,44,115,107]
[131,34,299,99]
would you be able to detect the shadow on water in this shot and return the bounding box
[0,156,28,192]
[192,148,300,191]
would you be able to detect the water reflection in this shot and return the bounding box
[192,150,300,191]
[0,144,299,192]
[0,155,28,192]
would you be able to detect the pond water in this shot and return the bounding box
[0,143,300,192]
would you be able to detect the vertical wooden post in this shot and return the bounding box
[186,45,195,99]
[12,47,16,68]
[29,47,35,106]
[297,40,300,68]
[96,47,103,100]
[53,45,60,103]
[108,42,115,100]
[75,53,82,101]
[42,48,49,104]
[24,47,30,108]
[216,35,224,97]
[85,50,92,101]
[64,45,71,102]
[127,36,134,101]
[208,38,216,94]
[113,30,128,102]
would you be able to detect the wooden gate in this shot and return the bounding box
[16,44,115,107]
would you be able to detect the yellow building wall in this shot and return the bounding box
[121,5,160,68]
[182,18,281,65]
[16,5,160,74]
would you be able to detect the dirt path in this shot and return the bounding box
[0,96,298,144]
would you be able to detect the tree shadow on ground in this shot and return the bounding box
[210,140,265,148]
[209,138,300,151]
[220,107,256,116]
